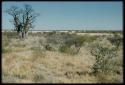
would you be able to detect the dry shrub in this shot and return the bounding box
[90,38,123,83]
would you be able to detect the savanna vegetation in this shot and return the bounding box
[2,30,123,83]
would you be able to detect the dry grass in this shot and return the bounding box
[2,31,123,83]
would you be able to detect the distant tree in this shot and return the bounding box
[6,4,39,39]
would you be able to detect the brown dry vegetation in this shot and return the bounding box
[2,31,123,83]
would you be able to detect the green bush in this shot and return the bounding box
[64,35,85,47]
[59,45,70,53]
[91,43,117,74]
[90,42,123,82]
[58,34,88,55]
[59,44,79,55]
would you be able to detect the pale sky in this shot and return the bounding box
[2,1,123,30]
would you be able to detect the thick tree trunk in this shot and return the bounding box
[25,32,28,39]
[22,31,25,39]
[22,32,25,39]
[18,32,22,39]
[21,31,28,39]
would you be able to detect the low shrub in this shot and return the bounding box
[107,33,123,49]
[59,44,79,55]
[59,45,70,53]
[91,43,117,74]
[45,44,55,51]
[90,41,123,83]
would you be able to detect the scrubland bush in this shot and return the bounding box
[45,32,73,51]
[46,32,69,45]
[58,33,99,55]
[90,39,123,83]
[107,33,123,49]
[84,35,99,43]
[59,35,86,55]
[91,43,117,74]
[2,31,123,83]
[64,34,98,48]
[59,44,70,53]
[39,38,56,51]
[39,37,47,45]
[59,44,80,55]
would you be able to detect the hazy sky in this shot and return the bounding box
[2,1,123,30]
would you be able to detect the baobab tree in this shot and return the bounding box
[6,4,39,39]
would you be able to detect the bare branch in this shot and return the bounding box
[5,4,39,38]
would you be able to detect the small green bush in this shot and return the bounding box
[58,34,88,55]
[59,44,79,55]
[59,45,70,53]
[64,35,86,47]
